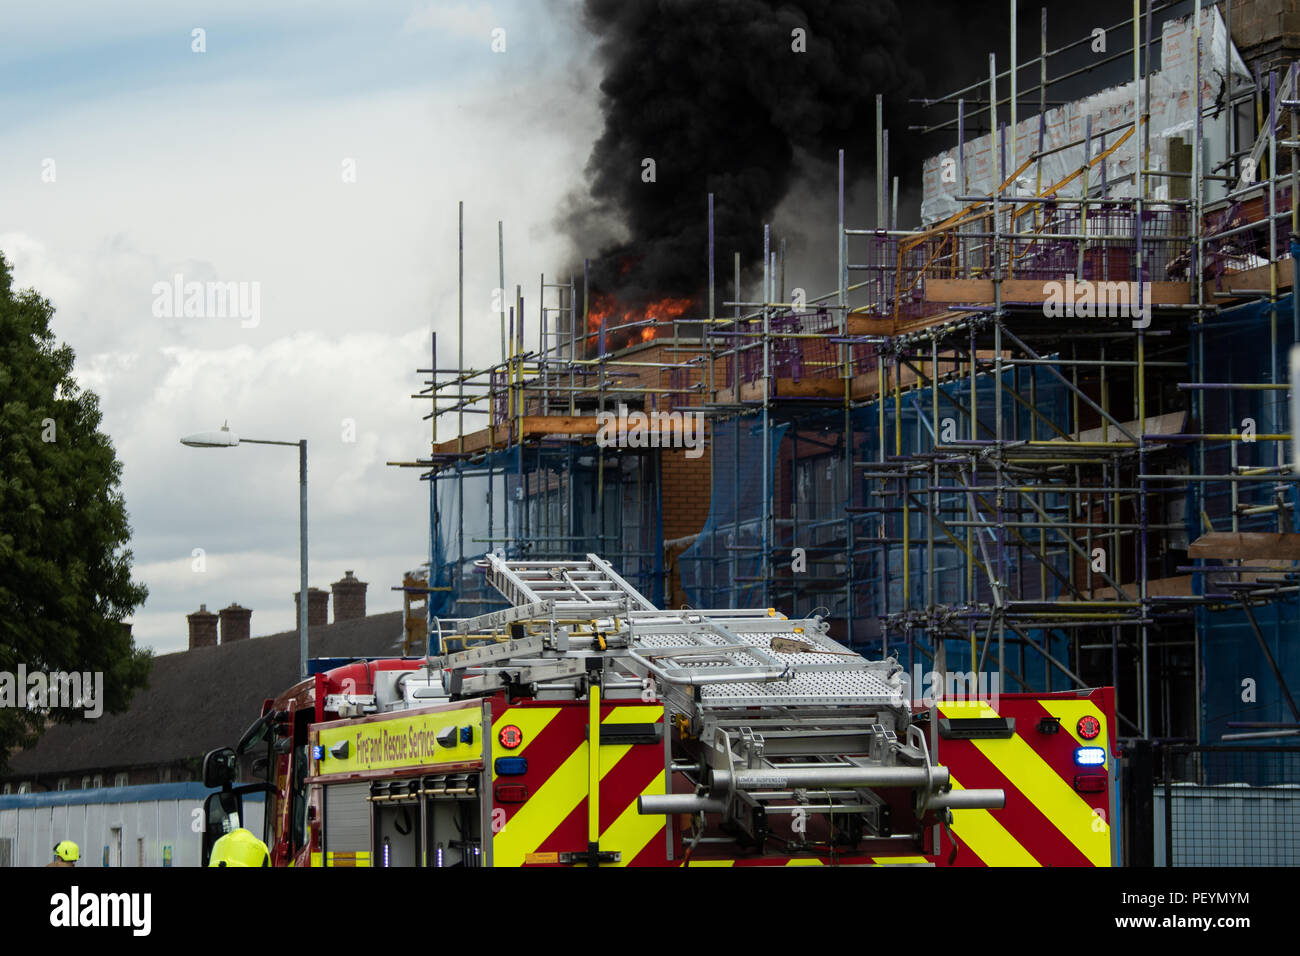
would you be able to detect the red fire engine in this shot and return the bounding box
[202,554,1117,866]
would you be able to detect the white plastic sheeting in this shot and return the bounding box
[921,7,1250,223]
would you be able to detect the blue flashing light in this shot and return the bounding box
[311,745,323,761]
[1074,746,1106,767]
[494,756,528,776]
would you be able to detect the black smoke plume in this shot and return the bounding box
[564,0,1132,343]
[567,0,918,332]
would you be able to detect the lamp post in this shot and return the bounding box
[181,422,309,680]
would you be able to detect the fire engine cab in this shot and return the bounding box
[202,554,1117,866]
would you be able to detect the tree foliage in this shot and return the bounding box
[0,252,151,770]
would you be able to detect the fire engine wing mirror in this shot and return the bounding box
[235,712,273,755]
[203,747,239,789]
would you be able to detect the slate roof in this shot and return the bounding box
[1,611,407,781]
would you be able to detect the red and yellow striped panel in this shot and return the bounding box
[936,689,1114,867]
[490,702,668,867]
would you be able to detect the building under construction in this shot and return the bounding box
[395,0,1300,780]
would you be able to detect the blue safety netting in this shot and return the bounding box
[855,364,1075,688]
[428,444,663,620]
[678,415,789,611]
[677,364,1081,691]
[1192,291,1300,749]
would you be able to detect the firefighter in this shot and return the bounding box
[47,841,78,868]
[208,828,270,867]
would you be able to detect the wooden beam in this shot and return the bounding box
[1087,575,1194,600]
[925,279,995,303]
[1188,532,1300,561]
[1205,260,1295,302]
[522,415,598,435]
[432,413,710,457]
[846,315,889,335]
[524,414,708,438]
[432,425,500,456]
[716,377,846,404]
[926,278,1192,306]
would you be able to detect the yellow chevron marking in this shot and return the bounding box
[494,741,589,866]
[491,707,562,782]
[684,860,734,866]
[595,770,667,867]
[785,858,825,866]
[947,775,1040,866]
[870,855,931,866]
[602,705,664,724]
[494,705,659,866]
[586,706,663,864]
[941,701,1110,866]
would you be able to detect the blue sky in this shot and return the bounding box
[0,1,605,654]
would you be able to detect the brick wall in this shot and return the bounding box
[660,444,713,541]
[1226,0,1300,74]
[186,605,218,649]
[218,603,252,643]
[294,588,330,627]
[331,570,368,622]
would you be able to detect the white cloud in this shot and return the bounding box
[0,231,80,305]
[0,3,603,656]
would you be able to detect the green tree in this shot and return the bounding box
[0,251,151,771]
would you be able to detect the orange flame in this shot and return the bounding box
[587,294,693,348]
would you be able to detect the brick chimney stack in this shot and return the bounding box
[187,604,218,649]
[331,570,368,622]
[218,603,253,643]
[294,588,330,627]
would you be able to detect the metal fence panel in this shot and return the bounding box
[1158,746,1300,866]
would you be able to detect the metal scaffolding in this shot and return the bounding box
[394,1,1300,747]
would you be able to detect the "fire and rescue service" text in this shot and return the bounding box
[354,724,449,765]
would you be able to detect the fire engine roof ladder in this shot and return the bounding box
[470,553,909,714]
[446,553,1006,837]
[478,552,657,618]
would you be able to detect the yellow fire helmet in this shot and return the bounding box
[53,841,79,863]
[208,828,270,868]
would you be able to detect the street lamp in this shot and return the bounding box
[181,421,310,680]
